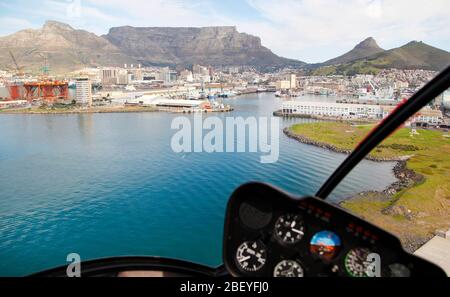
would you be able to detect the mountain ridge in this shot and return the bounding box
[0,20,137,73]
[311,38,450,75]
[0,21,304,73]
[0,21,449,74]
[103,25,305,70]
[322,37,385,66]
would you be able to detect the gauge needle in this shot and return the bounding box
[292,228,304,235]
[291,221,296,228]
[238,256,250,262]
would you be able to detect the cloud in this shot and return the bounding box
[1,0,449,62]
[244,0,450,62]
[0,17,35,36]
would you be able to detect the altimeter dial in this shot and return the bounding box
[274,214,305,244]
[273,260,304,277]
[236,241,267,272]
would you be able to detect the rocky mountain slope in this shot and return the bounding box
[323,37,385,65]
[363,41,450,70]
[312,39,450,75]
[103,25,304,70]
[0,21,304,73]
[0,21,135,73]
[1,21,449,74]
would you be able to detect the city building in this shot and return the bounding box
[101,68,119,85]
[75,78,92,106]
[443,90,450,110]
[282,101,383,119]
[281,101,443,124]
[289,74,297,89]
[276,80,291,90]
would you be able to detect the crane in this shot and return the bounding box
[38,52,50,76]
[9,50,25,76]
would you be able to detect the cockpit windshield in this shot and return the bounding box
[0,0,449,278]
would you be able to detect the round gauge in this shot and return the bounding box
[239,198,272,229]
[274,214,305,244]
[273,260,304,277]
[309,230,341,261]
[344,248,372,277]
[236,241,267,272]
[388,263,411,277]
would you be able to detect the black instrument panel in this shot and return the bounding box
[223,182,446,277]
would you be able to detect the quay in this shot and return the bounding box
[414,229,450,276]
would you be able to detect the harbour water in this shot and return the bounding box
[0,93,397,276]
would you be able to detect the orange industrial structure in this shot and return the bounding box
[7,80,69,103]
[6,83,22,100]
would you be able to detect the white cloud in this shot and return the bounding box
[1,0,449,62]
[0,17,35,36]
[244,0,450,62]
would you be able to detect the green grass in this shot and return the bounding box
[289,122,450,243]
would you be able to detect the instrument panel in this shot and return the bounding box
[223,182,446,277]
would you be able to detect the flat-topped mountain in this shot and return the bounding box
[0,21,449,74]
[103,25,305,69]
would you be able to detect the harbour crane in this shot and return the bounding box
[9,50,25,76]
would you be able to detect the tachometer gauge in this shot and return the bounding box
[344,247,372,277]
[274,214,305,244]
[236,241,267,272]
[273,260,304,277]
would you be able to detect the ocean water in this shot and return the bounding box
[0,93,396,276]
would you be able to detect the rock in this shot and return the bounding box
[0,20,135,73]
[104,26,305,70]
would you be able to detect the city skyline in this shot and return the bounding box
[0,0,449,63]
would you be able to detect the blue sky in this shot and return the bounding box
[0,0,449,63]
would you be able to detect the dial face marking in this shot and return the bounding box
[344,247,372,277]
[236,241,267,272]
[274,214,305,244]
[273,260,304,277]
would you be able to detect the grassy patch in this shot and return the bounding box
[289,122,450,246]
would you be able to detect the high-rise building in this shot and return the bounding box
[289,74,297,89]
[75,78,92,106]
[101,68,118,85]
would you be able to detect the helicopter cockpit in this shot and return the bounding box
[32,66,450,278]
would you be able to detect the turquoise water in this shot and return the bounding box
[0,94,396,276]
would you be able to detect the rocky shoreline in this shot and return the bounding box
[274,110,377,124]
[283,127,403,162]
[283,127,422,196]
[284,127,427,251]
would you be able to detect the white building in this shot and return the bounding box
[282,101,383,119]
[290,74,297,89]
[281,101,443,123]
[75,78,92,106]
[443,90,450,110]
[276,80,291,90]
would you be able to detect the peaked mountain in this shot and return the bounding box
[0,21,136,73]
[364,41,450,70]
[103,26,305,70]
[323,37,384,65]
[312,39,450,75]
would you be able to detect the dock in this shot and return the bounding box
[414,229,450,276]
